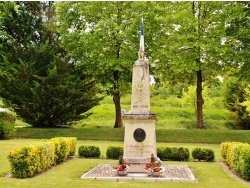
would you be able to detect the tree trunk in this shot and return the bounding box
[196,69,206,129]
[113,70,123,128]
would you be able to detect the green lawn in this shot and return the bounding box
[0,139,249,188]
[13,127,250,144]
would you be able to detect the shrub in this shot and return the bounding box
[220,142,243,169]
[106,146,123,159]
[220,142,250,180]
[49,137,76,163]
[78,146,100,158]
[8,137,76,178]
[192,148,214,162]
[0,110,16,139]
[38,143,55,170]
[8,145,49,178]
[237,144,250,180]
[157,147,189,161]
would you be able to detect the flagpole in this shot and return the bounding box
[138,18,145,59]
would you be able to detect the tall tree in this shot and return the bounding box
[0,2,102,127]
[154,2,244,129]
[226,2,250,80]
[56,2,167,128]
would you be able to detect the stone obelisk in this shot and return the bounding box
[123,18,157,172]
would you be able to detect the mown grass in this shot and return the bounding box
[2,92,248,187]
[13,127,250,144]
[0,139,249,188]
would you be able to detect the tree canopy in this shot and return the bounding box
[0,1,249,128]
[56,1,168,127]
[0,2,102,127]
[153,1,245,128]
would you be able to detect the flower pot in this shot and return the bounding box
[117,170,128,176]
[146,167,165,177]
[152,171,161,177]
[115,164,129,176]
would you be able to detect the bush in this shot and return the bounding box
[220,142,250,180]
[223,78,250,129]
[0,110,16,139]
[78,146,100,158]
[49,137,76,163]
[237,144,250,179]
[8,145,51,178]
[192,148,214,162]
[157,147,189,161]
[106,146,123,159]
[8,137,76,178]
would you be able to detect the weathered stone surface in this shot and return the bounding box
[130,59,150,113]
[123,52,158,172]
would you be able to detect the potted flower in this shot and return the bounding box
[116,164,129,176]
[144,153,165,177]
[112,155,129,176]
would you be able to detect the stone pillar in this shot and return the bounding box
[130,59,150,113]
[123,57,157,173]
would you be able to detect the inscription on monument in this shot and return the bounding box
[133,128,146,142]
[125,144,154,155]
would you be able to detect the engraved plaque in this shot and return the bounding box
[133,128,146,142]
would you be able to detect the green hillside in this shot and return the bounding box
[76,95,235,130]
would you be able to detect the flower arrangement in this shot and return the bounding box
[144,153,165,177]
[112,155,129,176]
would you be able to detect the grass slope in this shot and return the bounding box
[76,95,235,130]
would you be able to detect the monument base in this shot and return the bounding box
[123,113,157,173]
[123,157,151,173]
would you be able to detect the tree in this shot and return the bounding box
[56,1,167,128]
[154,2,244,129]
[223,77,250,129]
[226,2,250,81]
[0,2,102,127]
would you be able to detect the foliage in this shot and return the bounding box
[191,148,215,162]
[0,139,248,187]
[49,137,76,163]
[56,1,171,128]
[154,2,245,128]
[78,145,100,158]
[220,142,250,180]
[157,147,190,161]
[0,99,3,107]
[0,110,16,139]
[0,2,103,127]
[223,77,250,129]
[226,2,250,81]
[106,146,123,159]
[8,137,76,178]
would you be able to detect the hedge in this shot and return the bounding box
[192,148,214,162]
[106,146,123,159]
[157,147,190,161]
[221,142,250,180]
[0,110,16,139]
[78,145,100,158]
[8,137,76,178]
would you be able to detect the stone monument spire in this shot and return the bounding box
[123,18,158,172]
[131,18,150,114]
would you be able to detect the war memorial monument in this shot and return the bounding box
[81,19,195,182]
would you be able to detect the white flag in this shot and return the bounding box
[140,18,144,52]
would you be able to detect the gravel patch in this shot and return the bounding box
[81,164,196,182]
